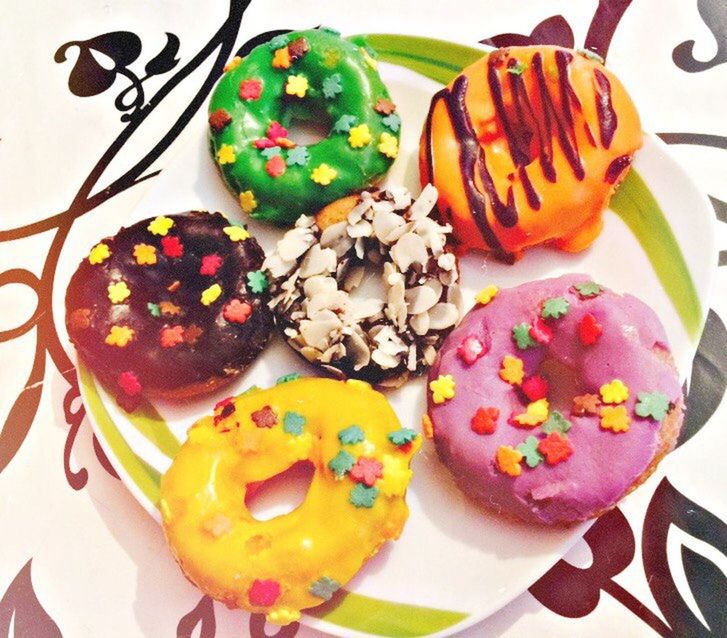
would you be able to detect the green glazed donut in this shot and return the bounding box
[207,28,402,225]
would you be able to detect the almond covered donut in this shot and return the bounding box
[426,275,683,525]
[65,212,273,409]
[263,185,462,387]
[160,377,420,624]
[420,46,643,260]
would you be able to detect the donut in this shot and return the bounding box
[420,46,642,260]
[208,28,401,225]
[263,185,462,387]
[65,212,273,409]
[426,275,683,525]
[159,377,420,624]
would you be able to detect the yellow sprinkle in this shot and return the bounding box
[378,132,399,158]
[223,56,242,72]
[285,74,309,98]
[348,124,372,148]
[600,379,629,404]
[499,355,524,385]
[475,285,499,305]
[513,398,550,427]
[88,242,111,265]
[422,413,434,439]
[147,216,175,236]
[239,190,257,214]
[311,163,338,186]
[223,225,250,241]
[133,243,157,265]
[429,374,456,404]
[105,325,135,347]
[267,609,301,626]
[107,281,131,304]
[272,47,291,69]
[201,283,223,306]
[378,454,413,497]
[360,47,378,70]
[216,144,236,165]
[496,445,523,477]
[600,405,631,432]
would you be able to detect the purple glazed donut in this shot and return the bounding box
[425,274,684,525]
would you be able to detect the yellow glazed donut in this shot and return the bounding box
[159,377,420,624]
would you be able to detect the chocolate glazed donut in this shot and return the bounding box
[65,212,273,409]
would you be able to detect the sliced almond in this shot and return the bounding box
[391,232,428,272]
[428,303,459,330]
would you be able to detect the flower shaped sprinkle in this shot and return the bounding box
[475,285,499,305]
[223,225,250,242]
[147,215,175,236]
[311,163,338,185]
[600,405,630,432]
[247,270,268,293]
[272,46,291,69]
[105,325,134,347]
[160,325,184,348]
[160,236,183,258]
[248,579,281,607]
[216,144,236,165]
[88,242,111,265]
[635,391,670,421]
[377,132,399,158]
[429,374,456,404]
[499,355,524,385]
[600,379,629,404]
[239,190,257,214]
[239,78,262,100]
[200,283,223,306]
[495,445,523,477]
[133,243,157,265]
[309,576,340,601]
[349,457,383,487]
[512,398,549,427]
[348,124,372,148]
[107,281,130,303]
[285,74,309,98]
[538,432,574,465]
[378,454,412,497]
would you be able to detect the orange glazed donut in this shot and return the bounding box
[420,46,643,260]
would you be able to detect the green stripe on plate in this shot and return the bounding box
[356,32,702,339]
[79,363,161,504]
[307,590,468,637]
[125,400,181,459]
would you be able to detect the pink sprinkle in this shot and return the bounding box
[456,335,486,365]
[118,371,141,396]
[248,579,281,606]
[266,155,286,178]
[267,121,288,140]
[199,254,223,276]
[253,137,276,149]
[529,316,553,345]
[239,79,262,101]
[160,235,184,258]
[521,375,549,401]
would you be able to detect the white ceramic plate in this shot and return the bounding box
[77,38,717,638]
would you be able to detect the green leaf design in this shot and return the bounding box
[541,297,570,319]
[512,323,538,350]
[516,435,544,468]
[541,410,572,435]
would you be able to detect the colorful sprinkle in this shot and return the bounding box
[287,37,310,61]
[517,436,544,468]
[348,124,372,148]
[261,146,283,159]
[499,355,524,385]
[600,379,629,404]
[495,445,523,477]
[600,405,630,432]
[541,410,572,435]
[69,308,91,330]
[147,216,175,236]
[507,60,527,76]
[184,324,203,345]
[105,325,134,347]
[578,313,603,345]
[265,154,286,178]
[381,112,401,132]
[328,450,355,478]
[267,121,288,140]
[513,322,538,349]
[635,392,670,421]
[471,407,499,435]
[283,411,306,436]
[248,579,280,607]
[538,432,573,465]
[422,414,434,439]
[223,225,251,241]
[159,301,181,316]
[388,428,418,447]
[216,144,236,165]
[322,72,343,99]
[378,454,412,496]
[200,283,222,306]
[574,280,603,298]
[251,405,278,428]
[272,46,291,69]
[276,372,300,384]
[267,34,289,50]
[146,302,160,317]
[160,325,184,348]
[223,299,252,324]
[160,235,184,258]
[521,375,549,401]
[360,47,378,70]
[223,56,242,72]
[88,242,111,265]
[429,374,456,404]
[285,74,309,98]
[377,132,399,158]
[247,270,268,293]
[338,425,365,445]
[541,296,570,319]
[309,576,340,601]
[118,371,141,396]
[286,146,310,166]
[350,457,383,487]
[374,98,396,115]
[572,393,601,416]
[167,280,181,292]
[254,137,276,149]
[513,398,549,427]
[239,190,257,214]
[333,114,357,133]
[208,108,232,132]
[349,483,379,508]
[457,335,486,365]
[199,254,223,276]
[475,285,499,305]
[311,163,338,185]
[529,316,553,345]
[107,281,131,303]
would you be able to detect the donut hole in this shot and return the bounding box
[245,460,315,521]
[537,357,585,413]
[283,106,332,146]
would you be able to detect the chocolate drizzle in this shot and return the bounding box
[605,154,631,184]
[594,69,617,148]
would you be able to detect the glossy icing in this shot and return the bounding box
[208,29,401,225]
[419,46,643,260]
[427,275,683,525]
[160,378,420,624]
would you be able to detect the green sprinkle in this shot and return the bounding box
[247,270,268,294]
[283,411,306,436]
[286,146,309,167]
[541,297,570,319]
[507,61,526,75]
[577,48,605,65]
[309,576,340,600]
[328,450,355,478]
[147,302,160,317]
[541,410,572,435]
[333,114,357,134]
[349,483,379,508]
[516,435,544,468]
[574,281,603,298]
[268,34,289,50]
[635,392,670,421]
[276,372,300,384]
[260,146,282,159]
[338,425,365,445]
[381,112,401,132]
[513,323,538,350]
[322,73,343,99]
[388,428,418,447]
